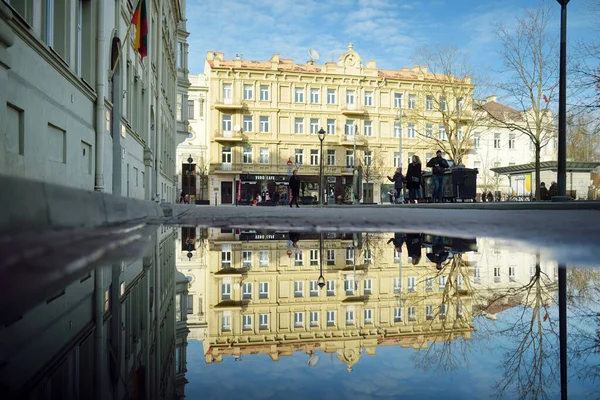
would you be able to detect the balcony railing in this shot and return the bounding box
[214,98,244,110]
[341,104,365,115]
[210,163,243,173]
[214,130,244,142]
[340,134,366,146]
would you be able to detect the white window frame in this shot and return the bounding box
[243,84,254,100]
[407,123,415,138]
[259,313,269,329]
[439,125,446,140]
[408,94,416,109]
[259,250,269,266]
[310,311,319,327]
[394,307,402,322]
[364,309,373,323]
[222,83,232,101]
[394,93,403,108]
[294,312,304,327]
[327,89,336,104]
[242,282,252,299]
[364,121,372,137]
[242,250,252,268]
[221,279,231,300]
[242,314,252,330]
[327,150,336,166]
[294,281,304,297]
[221,249,232,267]
[259,116,270,133]
[310,280,319,296]
[294,149,304,165]
[407,276,416,292]
[364,279,372,294]
[346,90,355,105]
[242,147,253,164]
[327,310,336,326]
[310,149,319,166]
[222,115,232,132]
[295,87,305,103]
[426,96,434,110]
[326,280,335,296]
[310,118,319,134]
[295,118,304,134]
[294,250,303,266]
[222,311,231,331]
[327,119,336,135]
[243,115,253,132]
[259,148,269,164]
[260,85,270,101]
[259,282,269,299]
[364,91,373,106]
[310,88,320,104]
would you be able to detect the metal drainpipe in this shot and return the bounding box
[94,268,105,400]
[94,0,106,193]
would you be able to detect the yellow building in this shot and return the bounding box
[204,44,474,205]
[198,230,474,368]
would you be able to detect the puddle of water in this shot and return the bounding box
[1,226,599,399]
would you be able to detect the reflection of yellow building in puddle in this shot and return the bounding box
[199,229,475,369]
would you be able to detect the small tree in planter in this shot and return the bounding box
[195,157,210,203]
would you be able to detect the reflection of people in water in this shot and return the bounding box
[426,236,449,270]
[387,232,406,253]
[288,232,301,247]
[405,233,422,265]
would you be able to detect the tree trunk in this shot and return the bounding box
[534,143,541,201]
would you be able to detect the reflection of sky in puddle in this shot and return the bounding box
[182,229,600,400]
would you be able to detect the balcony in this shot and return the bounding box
[341,104,366,116]
[214,130,244,143]
[214,98,244,111]
[339,134,366,147]
[210,163,243,174]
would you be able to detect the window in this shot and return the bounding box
[426,96,434,110]
[242,250,252,268]
[327,89,336,104]
[259,282,269,299]
[425,277,433,291]
[408,94,416,109]
[259,116,269,133]
[242,314,252,330]
[439,125,446,140]
[294,149,304,164]
[175,346,182,373]
[439,276,446,290]
[457,275,463,290]
[426,124,433,138]
[364,91,373,106]
[407,123,415,138]
[457,97,464,110]
[327,310,336,326]
[310,88,320,104]
[259,314,269,329]
[242,147,252,164]
[294,251,303,266]
[222,311,231,331]
[310,311,319,327]
[177,95,183,121]
[326,280,335,296]
[259,148,269,164]
[364,248,372,264]
[242,282,252,299]
[295,87,305,103]
[222,115,232,132]
[346,308,355,325]
[43,0,71,60]
[364,309,373,324]
[439,304,447,319]
[408,306,416,321]
[294,312,304,327]
[457,304,464,318]
[327,119,336,135]
[360,279,371,295]
[259,250,269,267]
[363,150,372,167]
[509,266,516,281]
[310,280,319,296]
[186,295,193,314]
[327,150,336,166]
[407,152,415,167]
[188,100,194,120]
[346,90,355,105]
[394,307,402,322]
[221,279,231,300]
[394,122,401,138]
[394,93,403,108]
[494,133,501,149]
[221,249,232,267]
[394,277,401,292]
[509,134,516,149]
[243,84,254,100]
[9,0,34,25]
[345,276,355,295]
[295,118,304,134]
[426,305,433,320]
[440,97,447,111]
[346,150,354,167]
[294,281,304,297]
[310,150,319,166]
[364,121,372,136]
[222,83,232,100]
[260,85,270,101]
[243,115,253,132]
[474,133,480,148]
[345,120,355,135]
[407,277,416,292]
[457,126,463,141]
[393,152,401,168]
[310,118,319,134]
[327,249,335,265]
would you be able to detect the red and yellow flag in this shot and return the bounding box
[131,0,148,62]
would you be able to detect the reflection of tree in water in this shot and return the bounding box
[479,256,559,400]
[413,254,475,372]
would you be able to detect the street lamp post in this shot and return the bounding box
[318,128,326,206]
[554,0,570,202]
[394,109,404,204]
[318,233,326,289]
[187,155,194,203]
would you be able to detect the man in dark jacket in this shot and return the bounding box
[426,150,449,203]
[387,167,404,204]
[289,170,301,208]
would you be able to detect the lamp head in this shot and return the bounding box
[317,275,325,288]
[318,128,326,141]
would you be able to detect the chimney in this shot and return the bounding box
[270,54,280,70]
[366,60,376,69]
[486,95,497,103]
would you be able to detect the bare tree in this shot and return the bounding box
[567,113,600,161]
[490,4,558,200]
[196,155,210,201]
[410,46,488,166]
[361,148,386,203]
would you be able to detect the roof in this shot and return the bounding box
[479,101,523,122]
[491,161,600,175]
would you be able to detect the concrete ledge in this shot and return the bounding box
[0,174,163,230]
[162,203,197,218]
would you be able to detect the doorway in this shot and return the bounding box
[221,182,232,204]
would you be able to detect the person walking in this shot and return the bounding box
[289,170,301,208]
[426,150,449,203]
[406,155,422,204]
[387,167,404,204]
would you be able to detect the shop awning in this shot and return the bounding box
[491,161,600,175]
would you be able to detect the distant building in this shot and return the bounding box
[0,1,189,203]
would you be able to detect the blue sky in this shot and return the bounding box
[186,0,598,78]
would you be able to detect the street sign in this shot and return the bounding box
[295,162,302,169]
[287,159,293,167]
[287,166,293,176]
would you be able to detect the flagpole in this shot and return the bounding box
[109,21,135,81]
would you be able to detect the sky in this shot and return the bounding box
[185,0,599,83]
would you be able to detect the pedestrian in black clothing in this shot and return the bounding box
[406,233,422,265]
[427,236,449,270]
[426,150,449,203]
[387,167,404,204]
[273,191,280,206]
[387,232,406,253]
[289,170,301,208]
[406,155,422,203]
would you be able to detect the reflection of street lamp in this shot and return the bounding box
[318,128,326,206]
[318,233,326,288]
[394,109,404,203]
[186,238,195,261]
[187,155,194,203]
